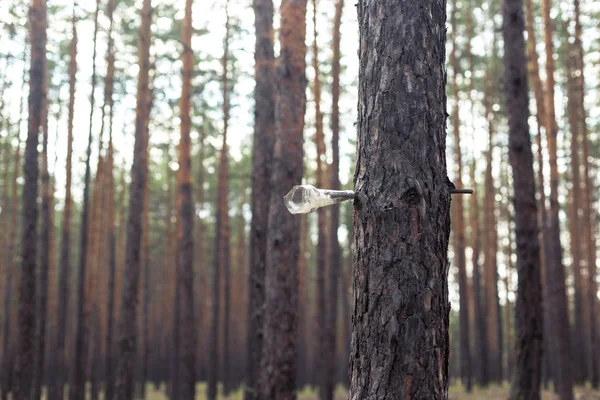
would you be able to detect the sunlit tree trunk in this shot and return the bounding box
[449,0,471,390]
[325,0,343,395]
[572,0,598,387]
[14,0,46,396]
[177,0,196,396]
[541,0,573,396]
[349,0,451,397]
[208,3,232,399]
[310,1,328,396]
[260,0,307,396]
[483,72,502,384]
[114,0,153,397]
[524,0,553,387]
[48,15,75,400]
[565,40,586,383]
[102,0,118,396]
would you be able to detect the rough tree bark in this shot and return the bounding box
[114,0,152,397]
[502,0,543,396]
[349,0,451,397]
[245,0,275,392]
[260,0,307,397]
[15,0,46,397]
[449,0,471,390]
[541,0,574,396]
[177,0,196,396]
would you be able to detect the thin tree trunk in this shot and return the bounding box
[524,0,553,387]
[541,0,574,396]
[297,214,309,387]
[177,0,196,396]
[572,0,598,387]
[195,127,206,382]
[48,15,75,400]
[565,39,586,383]
[15,0,46,396]
[2,126,24,400]
[325,0,343,395]
[245,0,275,392]
[349,0,451,396]
[260,0,307,396]
[503,2,543,397]
[114,0,153,397]
[464,0,486,385]
[449,0,471,390]
[31,65,50,400]
[139,165,150,400]
[483,66,502,384]
[208,4,232,398]
[102,0,118,396]
[70,1,100,397]
[1,49,26,400]
[310,1,328,396]
[221,6,232,395]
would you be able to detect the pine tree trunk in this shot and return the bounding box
[325,0,343,395]
[297,214,309,386]
[572,0,598,387]
[48,16,75,400]
[482,77,502,385]
[221,6,232,395]
[502,2,543,395]
[449,0,471,390]
[541,0,574,396]
[565,41,586,383]
[15,0,46,396]
[31,65,50,400]
[349,0,451,397]
[1,77,25,400]
[177,0,196,396]
[139,168,151,400]
[260,0,307,396]
[195,127,206,381]
[245,0,276,392]
[524,0,553,386]
[311,1,329,397]
[114,0,153,397]
[103,0,118,396]
[70,1,100,397]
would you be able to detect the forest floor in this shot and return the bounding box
[448,383,600,400]
[141,383,600,399]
